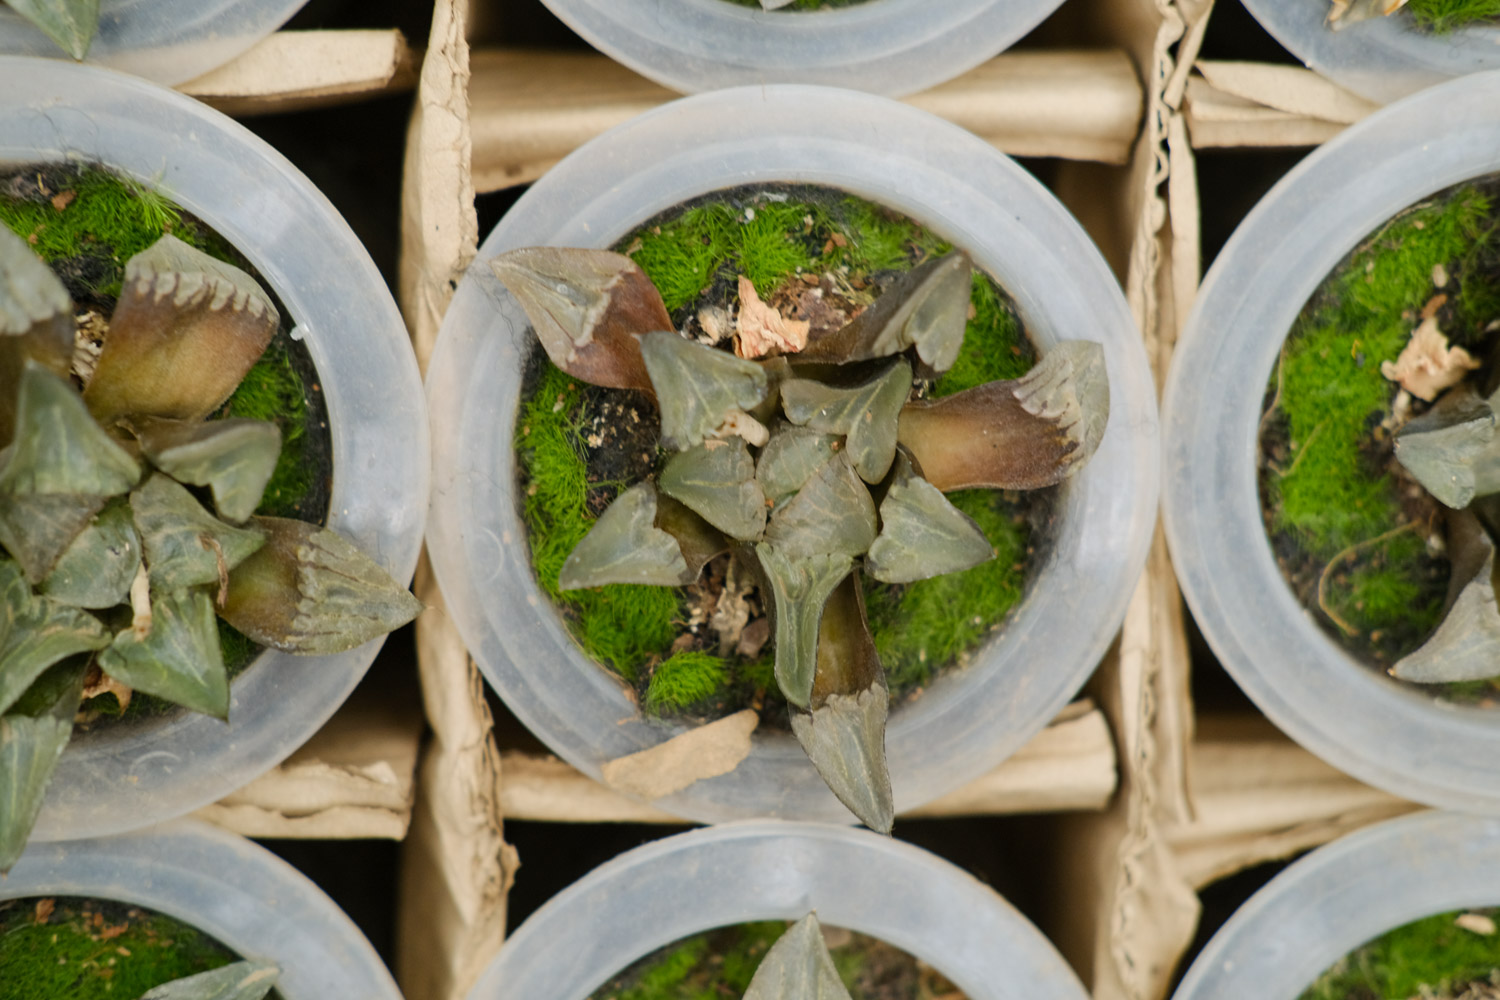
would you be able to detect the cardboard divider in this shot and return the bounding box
[177,29,418,115]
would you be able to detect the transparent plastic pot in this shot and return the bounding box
[469,820,1089,1000]
[0,57,429,841]
[0,0,306,86]
[534,0,1066,98]
[425,85,1158,827]
[1,819,403,998]
[1242,0,1500,104]
[1173,811,1500,999]
[1161,71,1500,813]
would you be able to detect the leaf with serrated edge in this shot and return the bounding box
[1391,551,1500,683]
[654,494,728,585]
[764,452,875,560]
[742,914,852,1000]
[132,474,265,592]
[559,482,688,590]
[139,960,280,1000]
[85,235,278,424]
[1,225,76,445]
[756,427,838,506]
[866,455,992,584]
[640,331,768,450]
[39,500,141,609]
[0,659,86,873]
[781,361,912,483]
[0,560,108,715]
[4,0,99,59]
[660,440,768,541]
[491,248,663,392]
[99,587,228,719]
[220,517,421,655]
[1392,386,1495,509]
[756,544,851,709]
[898,340,1108,491]
[133,416,282,523]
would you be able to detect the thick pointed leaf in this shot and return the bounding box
[0,491,106,584]
[132,474,265,592]
[781,361,912,483]
[0,559,108,715]
[797,251,971,374]
[133,416,281,523]
[756,543,851,709]
[1,362,140,497]
[139,959,280,1000]
[639,331,769,450]
[742,914,852,1000]
[0,659,86,873]
[1391,551,1500,684]
[491,247,664,392]
[559,482,688,590]
[1392,387,1496,508]
[5,0,98,58]
[39,500,141,608]
[654,493,729,584]
[98,587,228,719]
[866,457,992,583]
[0,225,75,444]
[898,340,1108,491]
[756,427,839,506]
[219,517,421,654]
[85,235,278,424]
[659,439,768,541]
[764,452,876,560]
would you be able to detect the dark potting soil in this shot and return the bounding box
[0,162,335,728]
[585,921,966,1000]
[513,182,1057,727]
[0,895,285,1000]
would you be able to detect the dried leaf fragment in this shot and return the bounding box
[1380,317,1480,402]
[1327,0,1409,24]
[1456,913,1498,936]
[735,276,810,359]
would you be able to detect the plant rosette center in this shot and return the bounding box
[500,185,1107,831]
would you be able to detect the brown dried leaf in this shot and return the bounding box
[735,276,810,359]
[1380,317,1480,402]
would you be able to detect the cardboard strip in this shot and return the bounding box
[1183,60,1378,148]
[177,30,417,116]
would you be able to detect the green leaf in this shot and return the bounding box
[756,427,839,506]
[133,416,282,523]
[39,500,141,608]
[763,452,876,560]
[1391,551,1500,684]
[0,225,76,445]
[1392,387,1500,508]
[98,587,229,719]
[756,543,851,709]
[138,959,280,1000]
[866,456,992,584]
[654,494,728,585]
[490,247,664,392]
[639,331,768,450]
[132,474,266,592]
[781,361,912,483]
[4,0,98,59]
[742,913,853,1000]
[659,439,768,541]
[0,491,106,585]
[219,518,421,655]
[84,235,278,424]
[0,559,109,715]
[0,659,86,873]
[558,482,688,590]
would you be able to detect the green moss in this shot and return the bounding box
[1405,0,1500,31]
[1301,908,1500,1000]
[933,273,1033,396]
[222,335,316,518]
[644,652,728,714]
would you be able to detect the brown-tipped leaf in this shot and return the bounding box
[39,500,141,609]
[1390,551,1500,684]
[98,587,229,719]
[659,439,768,541]
[653,494,728,585]
[0,559,109,716]
[0,225,75,444]
[559,482,688,590]
[639,331,769,450]
[4,0,99,58]
[140,960,280,1000]
[132,474,266,593]
[898,339,1108,491]
[491,247,663,392]
[1392,386,1496,508]
[798,251,971,374]
[781,361,912,483]
[756,543,851,709]
[84,235,278,424]
[219,518,421,654]
[742,914,852,1000]
[866,456,992,583]
[133,416,282,523]
[764,452,876,560]
[0,659,87,873]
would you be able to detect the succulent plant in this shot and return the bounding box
[741,913,850,1000]
[496,240,1107,832]
[4,0,98,60]
[0,224,420,870]
[140,959,279,1000]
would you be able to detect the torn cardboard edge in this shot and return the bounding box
[1183,59,1379,148]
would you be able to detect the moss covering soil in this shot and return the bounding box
[514,184,1053,723]
[586,921,964,1000]
[1404,0,1500,33]
[1301,907,1500,1000]
[1257,179,1500,699]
